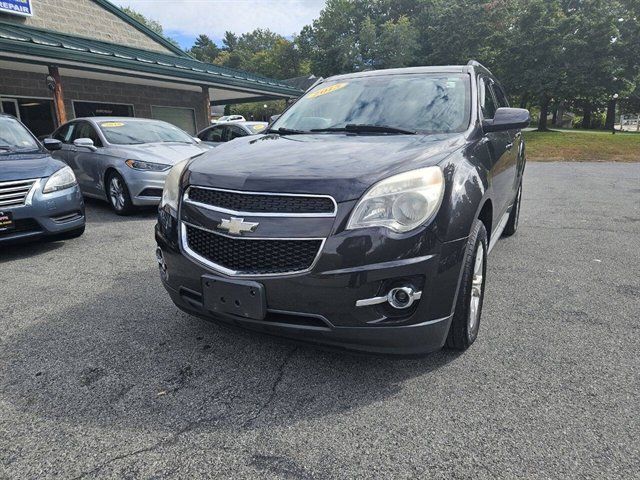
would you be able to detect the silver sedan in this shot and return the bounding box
[50,117,210,214]
[197,121,268,147]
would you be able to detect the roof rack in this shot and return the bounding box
[467,60,493,76]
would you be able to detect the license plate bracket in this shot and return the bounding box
[0,211,14,232]
[201,276,266,320]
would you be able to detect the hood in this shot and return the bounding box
[187,133,466,202]
[0,151,67,182]
[110,142,210,165]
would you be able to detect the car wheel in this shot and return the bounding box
[106,171,134,215]
[502,183,522,237]
[446,219,487,351]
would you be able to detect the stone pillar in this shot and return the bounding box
[48,65,67,126]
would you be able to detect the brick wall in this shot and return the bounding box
[0,0,173,54]
[0,69,208,132]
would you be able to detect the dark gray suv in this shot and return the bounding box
[155,62,529,355]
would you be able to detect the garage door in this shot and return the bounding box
[151,106,197,134]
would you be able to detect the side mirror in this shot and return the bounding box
[193,137,202,144]
[482,107,530,132]
[43,138,62,151]
[73,138,97,151]
[269,114,281,124]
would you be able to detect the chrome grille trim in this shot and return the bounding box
[180,221,326,277]
[183,186,337,218]
[0,178,39,208]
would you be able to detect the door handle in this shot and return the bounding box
[506,143,513,151]
[514,132,522,139]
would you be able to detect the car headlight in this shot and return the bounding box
[43,166,77,194]
[347,166,445,233]
[125,159,171,171]
[160,159,189,212]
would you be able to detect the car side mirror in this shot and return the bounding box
[482,107,530,132]
[193,137,202,144]
[43,138,62,151]
[73,138,97,151]
[269,114,281,125]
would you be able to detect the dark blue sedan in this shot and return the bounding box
[0,114,85,245]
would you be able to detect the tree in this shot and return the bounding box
[188,34,219,63]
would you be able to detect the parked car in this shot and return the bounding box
[49,117,210,215]
[155,61,529,355]
[211,115,245,124]
[197,121,268,147]
[0,114,85,244]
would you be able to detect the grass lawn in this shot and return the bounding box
[524,129,640,162]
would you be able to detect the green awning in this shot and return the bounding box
[0,21,302,99]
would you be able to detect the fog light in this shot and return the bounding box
[387,286,419,309]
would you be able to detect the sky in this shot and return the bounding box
[119,0,327,49]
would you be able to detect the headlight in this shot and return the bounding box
[160,159,189,212]
[125,159,171,171]
[347,166,445,233]
[43,166,77,194]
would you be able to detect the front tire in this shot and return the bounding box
[106,171,134,215]
[446,219,488,351]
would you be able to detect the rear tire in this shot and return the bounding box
[446,219,487,351]
[106,171,134,215]
[502,183,522,237]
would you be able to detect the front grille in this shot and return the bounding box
[187,187,335,215]
[185,224,322,274]
[0,179,36,207]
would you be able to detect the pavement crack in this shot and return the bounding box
[243,347,297,428]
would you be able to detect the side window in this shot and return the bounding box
[53,123,75,143]
[492,84,509,109]
[228,125,247,140]
[73,122,103,147]
[479,77,496,120]
[202,126,224,142]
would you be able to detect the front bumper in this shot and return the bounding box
[0,182,85,244]
[122,168,169,206]
[156,212,468,355]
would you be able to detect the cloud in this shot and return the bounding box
[120,0,326,40]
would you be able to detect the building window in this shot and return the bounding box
[1,97,56,138]
[73,101,134,118]
[151,106,197,134]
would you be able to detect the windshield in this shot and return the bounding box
[97,120,194,145]
[0,116,39,152]
[273,73,471,134]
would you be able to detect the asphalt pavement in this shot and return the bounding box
[1,162,639,479]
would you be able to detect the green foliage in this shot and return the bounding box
[188,34,219,63]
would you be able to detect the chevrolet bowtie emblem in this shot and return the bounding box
[217,217,259,235]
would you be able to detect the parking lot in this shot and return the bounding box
[1,162,639,478]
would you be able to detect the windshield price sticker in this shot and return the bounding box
[252,124,266,131]
[307,82,348,99]
[101,122,125,128]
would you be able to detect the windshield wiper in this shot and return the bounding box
[268,127,309,135]
[311,124,416,135]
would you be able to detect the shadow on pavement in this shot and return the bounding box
[0,262,459,434]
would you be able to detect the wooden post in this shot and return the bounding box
[202,86,212,125]
[48,65,67,126]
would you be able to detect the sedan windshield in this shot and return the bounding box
[0,116,39,152]
[273,73,470,134]
[97,120,194,145]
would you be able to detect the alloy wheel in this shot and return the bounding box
[468,242,484,335]
[109,176,125,211]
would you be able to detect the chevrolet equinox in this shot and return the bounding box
[155,61,529,355]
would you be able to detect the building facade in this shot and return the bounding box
[0,0,300,136]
